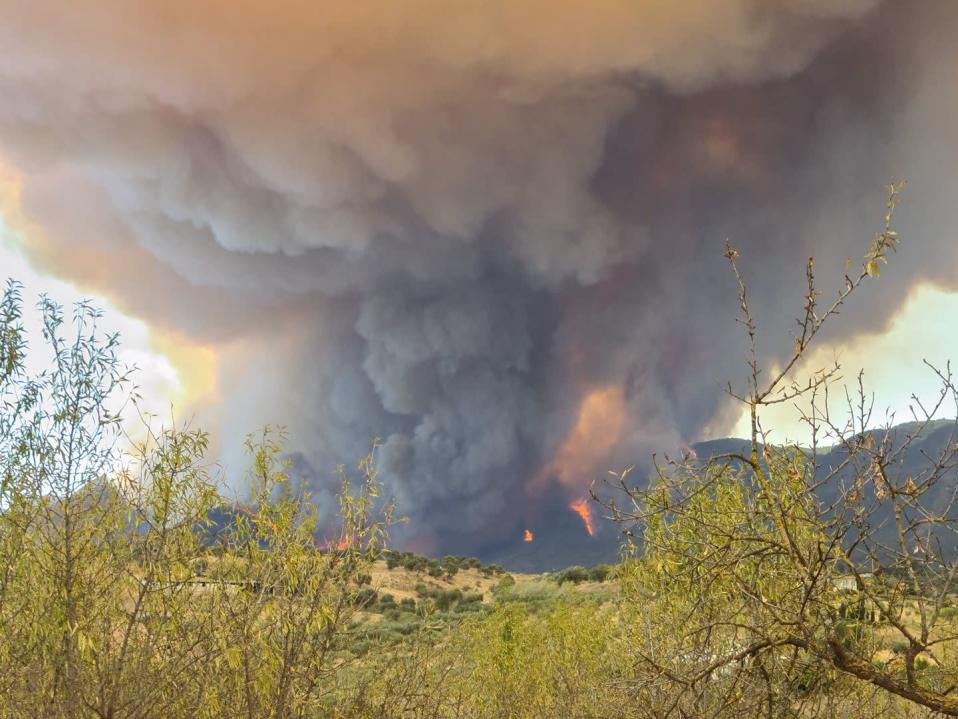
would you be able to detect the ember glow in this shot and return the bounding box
[536,385,627,492]
[523,529,534,543]
[569,499,595,537]
[319,535,352,552]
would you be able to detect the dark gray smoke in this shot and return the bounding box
[0,0,956,556]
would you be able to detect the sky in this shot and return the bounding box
[0,208,182,427]
[727,283,958,444]
[1,0,958,555]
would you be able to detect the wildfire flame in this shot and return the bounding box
[569,498,594,536]
[320,535,353,551]
[530,385,624,538]
[523,528,534,542]
[534,385,627,491]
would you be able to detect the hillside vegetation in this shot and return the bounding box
[6,190,958,717]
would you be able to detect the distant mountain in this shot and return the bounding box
[486,420,958,572]
[192,420,958,573]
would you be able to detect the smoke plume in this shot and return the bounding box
[1,0,957,556]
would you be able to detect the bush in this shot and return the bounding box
[354,588,378,608]
[0,283,398,717]
[350,639,372,657]
[556,566,589,585]
[588,564,612,583]
[451,601,629,717]
[435,589,463,611]
[493,574,516,597]
[497,580,560,605]
[378,593,397,610]
[401,554,431,573]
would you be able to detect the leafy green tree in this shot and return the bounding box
[606,184,958,716]
[454,601,631,718]
[588,564,612,582]
[197,430,394,717]
[556,565,589,585]
[0,284,395,718]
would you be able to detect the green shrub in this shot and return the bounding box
[350,639,371,656]
[940,606,958,620]
[493,574,516,596]
[378,593,397,610]
[435,589,463,611]
[588,564,612,582]
[498,580,560,605]
[556,566,589,585]
[456,601,485,614]
[354,588,378,608]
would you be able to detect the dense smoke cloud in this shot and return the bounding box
[1,0,956,555]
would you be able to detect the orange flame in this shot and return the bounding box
[523,528,534,542]
[320,535,352,551]
[569,498,594,536]
[534,385,627,491]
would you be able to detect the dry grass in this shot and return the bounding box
[366,561,537,603]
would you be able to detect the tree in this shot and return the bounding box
[192,430,394,717]
[451,601,631,718]
[0,283,395,718]
[604,184,958,716]
[556,566,589,586]
[0,283,138,716]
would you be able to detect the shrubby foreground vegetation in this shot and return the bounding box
[4,187,958,717]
